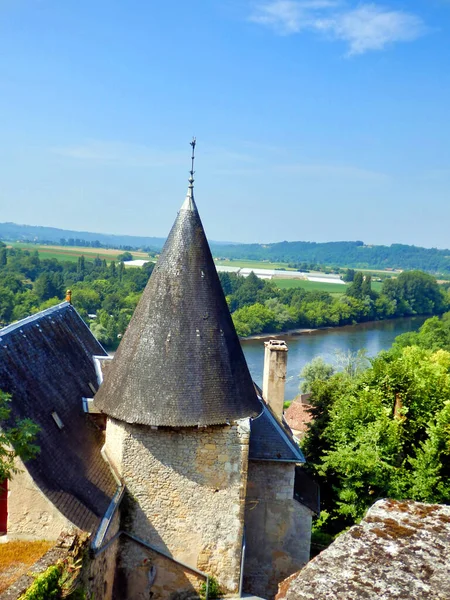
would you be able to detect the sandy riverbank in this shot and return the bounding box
[240,327,321,341]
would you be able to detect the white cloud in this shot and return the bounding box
[249,1,427,54]
[249,0,338,34]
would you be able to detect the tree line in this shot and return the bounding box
[0,243,154,348]
[223,270,449,337]
[0,243,448,348]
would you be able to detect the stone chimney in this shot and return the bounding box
[262,339,288,419]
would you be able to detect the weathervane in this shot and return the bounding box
[189,137,196,191]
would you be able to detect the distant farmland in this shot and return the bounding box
[5,242,150,263]
[274,279,348,294]
[274,279,384,294]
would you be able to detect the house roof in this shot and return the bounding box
[276,498,450,600]
[249,386,305,463]
[94,189,261,427]
[284,395,313,437]
[0,303,116,532]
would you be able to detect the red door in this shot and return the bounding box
[0,480,7,534]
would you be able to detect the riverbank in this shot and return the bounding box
[241,316,429,399]
[240,327,318,341]
[239,315,431,344]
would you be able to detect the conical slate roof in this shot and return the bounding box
[94,183,261,427]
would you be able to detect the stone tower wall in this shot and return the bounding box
[244,461,312,599]
[104,417,251,599]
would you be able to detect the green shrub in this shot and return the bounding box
[199,576,222,599]
[19,565,62,599]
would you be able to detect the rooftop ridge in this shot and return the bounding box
[0,301,70,337]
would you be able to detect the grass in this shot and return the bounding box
[274,279,348,294]
[274,278,384,295]
[213,258,298,270]
[4,242,150,264]
[0,540,54,593]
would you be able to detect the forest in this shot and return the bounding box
[0,243,448,348]
[300,312,450,550]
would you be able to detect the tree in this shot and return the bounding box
[34,273,61,302]
[0,288,14,323]
[0,248,6,267]
[346,272,364,299]
[304,345,450,533]
[232,303,277,337]
[342,268,355,283]
[299,357,334,393]
[0,390,40,482]
[76,255,85,276]
[117,252,133,262]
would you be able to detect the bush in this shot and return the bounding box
[19,565,62,599]
[199,576,222,599]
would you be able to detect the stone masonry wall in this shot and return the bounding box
[86,511,121,600]
[7,459,73,540]
[244,461,312,599]
[104,417,251,599]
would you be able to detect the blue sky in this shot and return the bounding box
[0,1,449,247]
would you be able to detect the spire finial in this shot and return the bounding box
[189,137,196,190]
[181,138,198,212]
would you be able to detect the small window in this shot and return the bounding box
[51,411,64,429]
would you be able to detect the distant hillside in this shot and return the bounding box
[210,240,450,275]
[1,222,450,275]
[0,222,166,251]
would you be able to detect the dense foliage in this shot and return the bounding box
[224,270,448,337]
[302,313,450,539]
[0,244,154,348]
[0,390,40,482]
[0,243,448,345]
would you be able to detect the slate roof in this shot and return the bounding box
[94,190,261,427]
[0,303,116,532]
[249,386,305,463]
[276,499,450,600]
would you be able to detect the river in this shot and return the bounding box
[241,316,428,400]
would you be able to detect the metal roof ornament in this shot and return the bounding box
[181,137,198,213]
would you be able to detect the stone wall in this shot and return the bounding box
[87,511,121,600]
[7,459,73,540]
[244,461,312,599]
[104,417,251,599]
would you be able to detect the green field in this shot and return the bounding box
[273,279,348,294]
[4,242,149,263]
[274,279,384,294]
[214,259,298,270]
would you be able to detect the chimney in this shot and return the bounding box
[262,339,288,419]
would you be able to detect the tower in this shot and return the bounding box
[94,140,261,598]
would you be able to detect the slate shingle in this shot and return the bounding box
[0,303,116,532]
[94,196,262,426]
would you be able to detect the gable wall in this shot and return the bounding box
[244,461,312,599]
[104,417,251,599]
[7,459,74,540]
